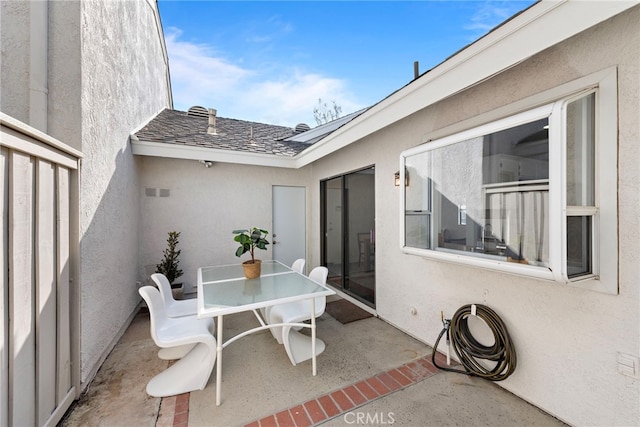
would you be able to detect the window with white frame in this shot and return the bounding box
[400,69,618,294]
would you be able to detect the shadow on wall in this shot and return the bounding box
[79,145,142,381]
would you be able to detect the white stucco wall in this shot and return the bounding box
[76,0,171,383]
[304,8,639,426]
[138,158,311,292]
[0,1,37,122]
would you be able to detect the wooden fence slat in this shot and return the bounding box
[1,146,9,427]
[9,151,36,427]
[36,159,57,426]
[56,166,72,403]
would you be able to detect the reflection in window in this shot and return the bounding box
[566,216,592,278]
[404,118,550,266]
[565,93,596,278]
[566,93,595,206]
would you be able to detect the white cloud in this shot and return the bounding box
[464,2,525,38]
[165,27,364,127]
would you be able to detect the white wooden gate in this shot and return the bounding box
[1,113,81,426]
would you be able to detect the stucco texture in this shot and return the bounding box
[77,0,171,383]
[304,8,640,427]
[139,158,310,292]
[0,1,32,121]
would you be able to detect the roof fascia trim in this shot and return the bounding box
[294,0,637,167]
[131,138,299,169]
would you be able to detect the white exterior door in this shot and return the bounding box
[272,186,306,270]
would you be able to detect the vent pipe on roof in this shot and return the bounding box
[207,108,217,134]
[295,123,311,133]
[249,126,257,145]
[414,61,420,80]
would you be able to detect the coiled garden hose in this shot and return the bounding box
[432,304,517,381]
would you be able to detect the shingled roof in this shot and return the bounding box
[133,108,312,157]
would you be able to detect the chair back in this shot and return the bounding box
[151,273,175,305]
[151,273,198,318]
[139,286,169,345]
[291,258,306,274]
[308,266,329,316]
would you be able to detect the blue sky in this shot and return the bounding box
[158,1,536,127]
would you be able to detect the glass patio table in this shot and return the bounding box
[196,260,335,406]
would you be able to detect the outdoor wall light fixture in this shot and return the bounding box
[394,169,409,187]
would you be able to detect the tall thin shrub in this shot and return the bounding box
[156,231,184,284]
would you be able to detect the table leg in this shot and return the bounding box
[311,298,317,376]
[216,314,223,406]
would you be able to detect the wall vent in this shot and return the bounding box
[159,188,170,197]
[145,188,157,197]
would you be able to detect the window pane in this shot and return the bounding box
[405,152,432,248]
[486,190,549,265]
[566,216,592,278]
[406,213,431,249]
[433,136,484,254]
[483,118,549,185]
[404,117,550,267]
[566,93,595,206]
[405,152,431,212]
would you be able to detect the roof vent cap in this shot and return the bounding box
[187,106,208,117]
[294,123,311,133]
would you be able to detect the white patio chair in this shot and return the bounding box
[151,273,198,318]
[268,266,329,365]
[139,286,217,397]
[291,258,306,274]
[150,272,209,359]
[261,258,306,323]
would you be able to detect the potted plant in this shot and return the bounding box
[233,228,270,279]
[156,231,184,289]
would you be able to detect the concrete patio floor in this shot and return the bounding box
[59,297,567,427]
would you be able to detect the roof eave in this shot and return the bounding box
[132,1,636,169]
[294,0,637,168]
[131,138,301,169]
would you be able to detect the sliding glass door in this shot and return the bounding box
[321,167,375,306]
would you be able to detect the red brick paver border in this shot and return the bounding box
[173,393,190,427]
[159,353,451,427]
[244,354,449,427]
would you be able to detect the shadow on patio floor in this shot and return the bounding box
[59,300,566,427]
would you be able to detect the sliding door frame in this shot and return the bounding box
[320,165,376,307]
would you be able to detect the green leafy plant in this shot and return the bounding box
[232,228,270,264]
[156,231,184,284]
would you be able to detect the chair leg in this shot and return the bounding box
[157,343,196,360]
[270,324,284,343]
[146,338,217,397]
[282,325,326,366]
[268,310,285,344]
